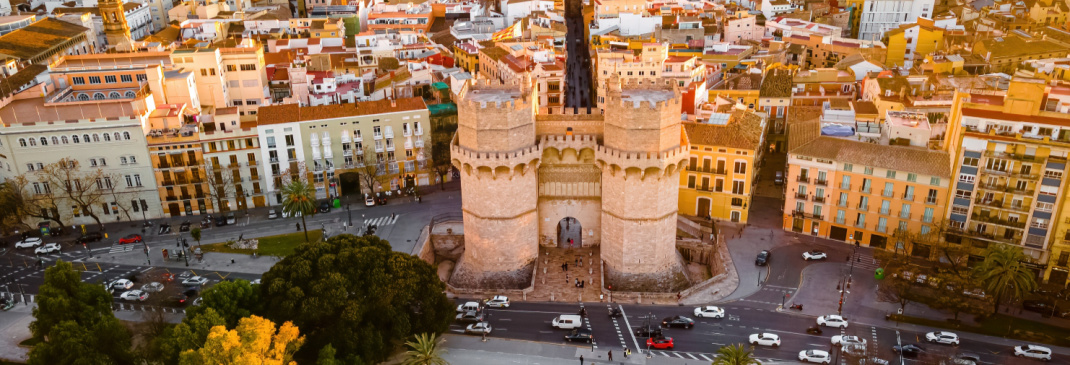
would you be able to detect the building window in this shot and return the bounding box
[844,163,853,172]
[954,189,972,199]
[89,76,101,84]
[886,170,896,179]
[962,157,978,166]
[121,74,132,82]
[930,177,940,186]
[733,161,747,174]
[72,77,85,85]
[104,75,117,83]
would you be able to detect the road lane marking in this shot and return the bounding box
[699,354,712,361]
[617,304,643,352]
[685,353,698,360]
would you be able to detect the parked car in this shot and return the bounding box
[119,290,149,301]
[774,171,784,185]
[925,331,960,345]
[893,344,925,358]
[646,337,674,350]
[77,232,103,243]
[171,293,190,306]
[749,333,781,347]
[34,243,61,255]
[118,234,142,244]
[755,250,771,266]
[318,201,331,213]
[215,215,228,226]
[485,295,510,308]
[182,276,208,286]
[456,301,482,313]
[798,350,831,364]
[365,194,376,207]
[693,306,725,318]
[817,315,849,328]
[14,237,43,249]
[225,213,236,225]
[802,250,827,261]
[141,282,165,293]
[661,315,695,328]
[179,221,191,232]
[464,322,492,335]
[110,279,134,290]
[564,329,594,343]
[268,210,278,219]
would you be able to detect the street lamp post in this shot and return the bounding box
[346,203,352,227]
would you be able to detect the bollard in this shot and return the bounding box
[588,267,592,275]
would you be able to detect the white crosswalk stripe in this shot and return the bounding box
[362,215,399,227]
[851,252,881,271]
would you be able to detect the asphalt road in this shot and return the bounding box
[564,3,591,108]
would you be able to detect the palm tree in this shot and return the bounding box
[402,333,447,365]
[712,344,758,365]
[973,243,1037,314]
[280,179,316,242]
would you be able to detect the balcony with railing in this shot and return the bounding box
[860,186,871,194]
[837,199,848,207]
[686,165,727,174]
[922,215,933,223]
[835,216,845,224]
[343,149,353,157]
[373,132,383,140]
[854,220,866,228]
[899,212,911,220]
[970,212,1026,229]
[879,207,891,215]
[814,179,828,186]
[902,193,914,201]
[340,133,351,144]
[882,189,894,198]
[985,150,1046,163]
[384,129,394,139]
[813,196,825,203]
[797,175,810,183]
[925,196,938,204]
[876,224,887,233]
[795,192,808,200]
[857,203,869,210]
[791,210,821,220]
[840,183,851,190]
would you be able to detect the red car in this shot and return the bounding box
[119,234,142,244]
[646,337,674,350]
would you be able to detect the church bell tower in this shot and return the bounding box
[98,0,134,52]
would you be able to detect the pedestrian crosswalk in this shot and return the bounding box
[851,252,881,272]
[362,215,399,227]
[649,351,779,363]
[109,244,136,254]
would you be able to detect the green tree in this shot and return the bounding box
[973,243,1037,314]
[429,113,457,190]
[178,315,304,365]
[29,260,133,365]
[152,308,226,365]
[190,227,202,249]
[260,234,454,363]
[280,179,316,242]
[316,344,342,365]
[402,333,447,365]
[186,280,262,328]
[712,344,758,365]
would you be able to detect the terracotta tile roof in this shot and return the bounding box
[0,18,88,60]
[759,67,793,98]
[717,73,763,90]
[851,101,879,115]
[0,64,46,98]
[256,97,427,125]
[263,50,298,65]
[793,137,951,177]
[786,106,822,151]
[683,111,765,150]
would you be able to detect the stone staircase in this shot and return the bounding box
[526,246,603,303]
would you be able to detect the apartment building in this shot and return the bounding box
[857,0,934,42]
[146,110,210,217]
[679,110,768,223]
[946,79,1070,282]
[785,109,951,256]
[255,98,430,204]
[0,90,163,226]
[882,18,945,69]
[199,108,266,212]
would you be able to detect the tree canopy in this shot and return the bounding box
[29,260,133,365]
[186,279,262,328]
[973,243,1037,314]
[280,179,316,242]
[259,234,454,363]
[178,315,304,365]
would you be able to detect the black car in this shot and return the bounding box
[755,250,770,266]
[179,221,191,232]
[171,293,190,305]
[76,232,103,243]
[318,201,331,213]
[634,325,663,338]
[661,316,695,329]
[564,329,594,343]
[893,344,925,358]
[214,215,228,226]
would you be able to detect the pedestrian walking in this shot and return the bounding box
[625,348,631,358]
[565,263,569,271]
[579,355,584,365]
[608,350,612,361]
[296,223,301,231]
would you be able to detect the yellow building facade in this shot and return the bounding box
[678,111,767,223]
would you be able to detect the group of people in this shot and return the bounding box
[574,278,585,288]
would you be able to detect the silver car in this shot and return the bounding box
[465,322,492,335]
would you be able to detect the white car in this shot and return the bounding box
[817,315,849,328]
[748,333,781,347]
[693,306,725,318]
[182,276,208,286]
[802,250,828,261]
[1013,344,1052,361]
[798,349,831,364]
[485,295,510,308]
[456,301,482,313]
[141,282,164,293]
[365,194,376,207]
[119,290,148,301]
[831,335,867,348]
[15,237,43,249]
[925,331,960,345]
[35,243,61,254]
[267,209,278,219]
[110,279,134,290]
[251,279,261,285]
[464,322,492,335]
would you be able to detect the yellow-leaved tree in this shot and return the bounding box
[178,315,305,365]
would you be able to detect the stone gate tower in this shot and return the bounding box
[599,79,689,290]
[449,79,541,288]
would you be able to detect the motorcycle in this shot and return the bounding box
[789,304,803,311]
[806,326,823,335]
[158,223,171,235]
[201,216,213,227]
[0,298,13,311]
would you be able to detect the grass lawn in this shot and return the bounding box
[198,229,323,257]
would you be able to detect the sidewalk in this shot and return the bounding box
[83,249,280,275]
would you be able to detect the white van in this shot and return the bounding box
[551,314,583,329]
[456,301,482,313]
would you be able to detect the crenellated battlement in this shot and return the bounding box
[595,143,690,174]
[540,134,600,152]
[603,78,682,111]
[456,77,534,111]
[451,133,541,171]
